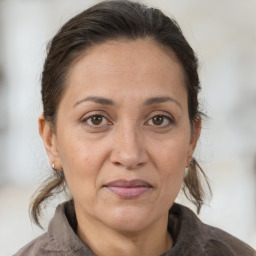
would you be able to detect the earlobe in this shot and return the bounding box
[38,114,62,169]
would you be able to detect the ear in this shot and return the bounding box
[38,114,62,170]
[186,117,201,167]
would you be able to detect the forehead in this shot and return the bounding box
[65,39,187,104]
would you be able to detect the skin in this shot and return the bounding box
[39,39,201,256]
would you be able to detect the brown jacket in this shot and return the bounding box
[14,201,256,256]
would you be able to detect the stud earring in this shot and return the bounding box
[51,163,57,171]
[186,157,192,168]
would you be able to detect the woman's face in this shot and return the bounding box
[41,39,200,232]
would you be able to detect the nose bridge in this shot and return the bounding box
[111,118,146,168]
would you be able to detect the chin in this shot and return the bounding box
[100,205,154,232]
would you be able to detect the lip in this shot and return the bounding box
[104,179,153,199]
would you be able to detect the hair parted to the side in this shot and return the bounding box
[31,0,211,227]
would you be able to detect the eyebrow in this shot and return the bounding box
[74,96,114,107]
[74,96,182,109]
[144,96,182,109]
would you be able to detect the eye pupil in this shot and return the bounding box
[91,115,103,125]
[153,116,164,125]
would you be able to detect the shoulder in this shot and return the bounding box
[13,202,69,256]
[14,201,94,256]
[203,224,256,256]
[13,232,59,256]
[169,203,256,256]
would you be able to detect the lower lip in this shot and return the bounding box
[106,186,152,199]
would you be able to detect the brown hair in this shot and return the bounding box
[31,0,211,227]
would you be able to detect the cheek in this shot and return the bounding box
[57,126,107,169]
[56,131,110,197]
[150,135,189,198]
[153,134,189,173]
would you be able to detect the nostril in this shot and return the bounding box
[114,162,121,166]
[110,147,148,169]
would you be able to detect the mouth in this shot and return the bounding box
[104,179,153,199]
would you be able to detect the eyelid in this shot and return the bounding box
[146,111,174,120]
[81,110,110,120]
[80,110,174,129]
[145,111,175,127]
[81,111,112,129]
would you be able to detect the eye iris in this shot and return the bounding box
[91,115,103,125]
[153,116,164,125]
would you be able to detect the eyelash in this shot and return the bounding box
[145,114,174,128]
[81,113,112,129]
[81,112,174,130]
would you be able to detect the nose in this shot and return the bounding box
[109,121,149,169]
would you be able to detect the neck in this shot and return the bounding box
[76,209,173,256]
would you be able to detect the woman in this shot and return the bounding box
[15,1,255,255]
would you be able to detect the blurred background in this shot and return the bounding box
[0,0,255,255]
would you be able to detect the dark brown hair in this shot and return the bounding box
[31,0,211,227]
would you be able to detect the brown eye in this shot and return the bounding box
[83,114,109,128]
[91,115,103,125]
[146,114,173,128]
[152,116,164,125]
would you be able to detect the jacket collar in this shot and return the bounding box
[47,200,207,255]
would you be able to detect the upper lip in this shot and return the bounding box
[104,179,152,188]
